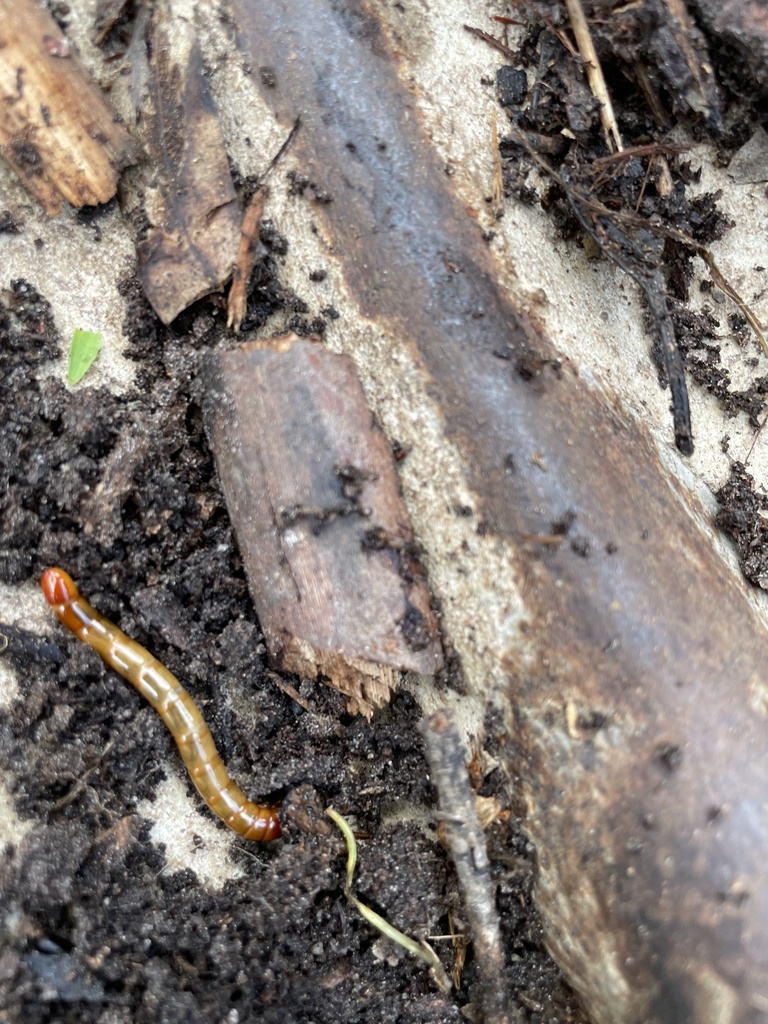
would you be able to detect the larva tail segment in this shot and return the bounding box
[236,798,284,839]
[243,806,282,842]
[39,566,282,843]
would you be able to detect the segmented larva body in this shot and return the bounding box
[40,568,281,842]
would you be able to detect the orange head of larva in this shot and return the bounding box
[40,567,77,607]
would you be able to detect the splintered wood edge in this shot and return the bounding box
[132,8,239,323]
[282,637,398,719]
[0,2,136,215]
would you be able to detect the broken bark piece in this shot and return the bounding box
[0,0,136,216]
[125,2,240,323]
[204,335,443,717]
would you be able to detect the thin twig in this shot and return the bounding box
[511,130,768,363]
[463,24,517,62]
[591,141,689,169]
[563,0,623,153]
[699,253,768,360]
[227,189,265,332]
[227,118,301,332]
[491,109,504,221]
[261,116,302,183]
[568,201,694,453]
[517,533,564,546]
[265,669,312,712]
[551,24,580,60]
[420,711,511,1024]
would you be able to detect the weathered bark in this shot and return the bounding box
[223,1,768,1021]
[204,336,443,718]
[0,0,135,215]
[122,2,240,323]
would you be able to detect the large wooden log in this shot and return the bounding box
[224,2,768,1021]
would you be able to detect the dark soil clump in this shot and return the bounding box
[715,461,768,589]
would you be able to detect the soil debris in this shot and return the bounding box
[0,253,581,1021]
[715,461,768,589]
[490,2,766,454]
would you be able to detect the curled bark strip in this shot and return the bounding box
[420,710,511,1024]
[41,568,281,842]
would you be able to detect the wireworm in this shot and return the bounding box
[40,568,281,842]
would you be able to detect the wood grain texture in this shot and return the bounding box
[225,2,768,1018]
[204,335,443,717]
[0,0,136,215]
[125,1,240,323]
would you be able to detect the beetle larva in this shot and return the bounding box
[40,567,281,842]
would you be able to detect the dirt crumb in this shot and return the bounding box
[715,461,768,588]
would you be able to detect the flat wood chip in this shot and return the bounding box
[205,335,444,717]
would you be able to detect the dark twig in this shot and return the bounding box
[463,24,517,62]
[420,711,511,1024]
[568,202,694,454]
[502,132,726,453]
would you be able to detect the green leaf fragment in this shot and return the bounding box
[68,329,103,384]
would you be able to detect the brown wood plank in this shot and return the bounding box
[204,335,443,717]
